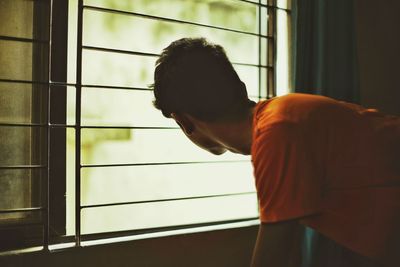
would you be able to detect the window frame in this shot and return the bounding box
[0,0,68,250]
[0,0,292,252]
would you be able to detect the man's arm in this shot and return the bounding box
[251,220,302,267]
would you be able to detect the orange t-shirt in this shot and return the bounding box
[251,93,400,264]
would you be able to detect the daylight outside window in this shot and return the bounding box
[0,0,291,249]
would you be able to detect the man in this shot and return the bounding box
[151,37,400,267]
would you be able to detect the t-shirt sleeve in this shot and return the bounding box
[252,121,323,223]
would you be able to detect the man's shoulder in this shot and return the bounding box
[254,93,340,129]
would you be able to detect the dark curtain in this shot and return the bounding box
[291,0,370,266]
[292,0,359,103]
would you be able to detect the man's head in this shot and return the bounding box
[152,37,253,121]
[152,38,255,155]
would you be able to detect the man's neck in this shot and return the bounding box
[204,107,255,155]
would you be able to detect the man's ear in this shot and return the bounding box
[171,113,195,136]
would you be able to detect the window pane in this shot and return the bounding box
[66,128,76,235]
[84,0,259,34]
[0,40,33,81]
[81,129,248,165]
[65,0,270,236]
[83,9,259,65]
[0,126,46,166]
[260,7,268,36]
[0,0,34,39]
[81,193,258,234]
[0,0,48,233]
[276,9,291,95]
[234,65,264,97]
[0,169,42,210]
[82,49,260,96]
[81,162,255,206]
[261,67,268,98]
[1,83,34,124]
[81,88,174,127]
[0,168,43,224]
[0,82,46,124]
[261,37,268,66]
[277,0,291,10]
[82,49,155,88]
[66,86,76,126]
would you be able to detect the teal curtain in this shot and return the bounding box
[291,0,373,266]
[292,0,359,103]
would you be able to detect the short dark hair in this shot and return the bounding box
[151,37,254,121]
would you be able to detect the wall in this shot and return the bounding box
[0,226,258,267]
[354,0,400,115]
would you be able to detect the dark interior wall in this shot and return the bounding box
[354,0,400,115]
[0,226,258,267]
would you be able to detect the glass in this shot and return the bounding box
[82,9,259,65]
[276,9,291,95]
[81,193,258,234]
[0,169,42,210]
[0,40,33,81]
[0,82,47,124]
[81,162,255,206]
[0,0,48,230]
[234,65,263,97]
[80,128,248,165]
[81,88,174,127]
[260,37,268,66]
[277,0,291,10]
[259,7,268,36]
[82,48,260,98]
[67,0,78,84]
[0,0,34,39]
[66,86,76,126]
[82,49,156,88]
[64,0,270,235]
[84,0,258,34]
[260,68,268,98]
[0,126,46,166]
[66,128,76,235]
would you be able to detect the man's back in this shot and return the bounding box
[252,93,400,265]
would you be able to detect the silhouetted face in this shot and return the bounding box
[181,126,227,155]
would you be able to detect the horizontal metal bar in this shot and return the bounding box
[0,35,48,43]
[82,160,249,168]
[0,79,80,88]
[83,45,271,68]
[237,0,291,12]
[0,123,176,130]
[0,207,44,214]
[81,125,179,130]
[81,191,256,209]
[0,165,47,169]
[51,81,77,87]
[234,62,273,68]
[1,75,271,91]
[50,124,76,128]
[0,122,46,127]
[83,45,158,57]
[0,79,48,85]
[84,5,272,39]
[0,79,152,91]
[4,124,179,130]
[83,84,151,91]
[79,217,260,243]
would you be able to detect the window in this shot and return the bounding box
[0,0,291,251]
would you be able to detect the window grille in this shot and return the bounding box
[0,0,291,252]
